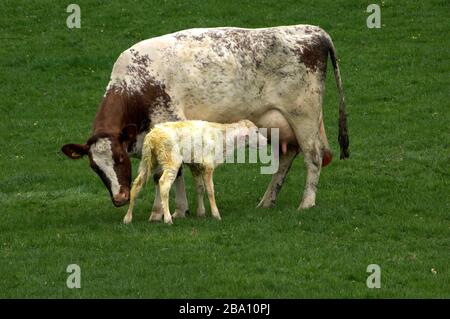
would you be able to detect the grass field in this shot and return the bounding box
[0,0,449,298]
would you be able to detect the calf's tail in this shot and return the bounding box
[327,37,350,159]
[139,143,153,183]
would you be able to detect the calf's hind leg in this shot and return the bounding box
[123,172,145,224]
[149,181,163,222]
[151,168,189,221]
[156,167,180,224]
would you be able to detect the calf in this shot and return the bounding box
[123,120,267,224]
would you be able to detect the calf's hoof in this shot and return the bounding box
[123,214,132,224]
[299,199,316,210]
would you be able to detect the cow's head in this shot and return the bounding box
[61,125,137,207]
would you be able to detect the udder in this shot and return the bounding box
[254,109,298,154]
[254,109,333,166]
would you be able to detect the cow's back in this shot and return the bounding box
[107,25,331,123]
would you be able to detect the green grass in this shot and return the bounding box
[0,0,449,298]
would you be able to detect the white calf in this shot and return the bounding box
[123,120,266,224]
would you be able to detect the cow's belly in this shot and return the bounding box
[184,104,297,147]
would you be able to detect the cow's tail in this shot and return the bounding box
[327,36,349,159]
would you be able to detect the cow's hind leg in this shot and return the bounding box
[257,147,298,208]
[289,116,324,210]
[188,165,206,218]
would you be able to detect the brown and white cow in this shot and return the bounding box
[61,25,349,214]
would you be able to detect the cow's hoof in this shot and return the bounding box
[172,210,187,219]
[256,200,276,209]
[212,214,222,221]
[164,217,173,225]
[149,212,163,222]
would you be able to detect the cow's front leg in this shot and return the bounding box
[257,148,297,208]
[189,166,206,218]
[149,175,163,222]
[172,168,189,218]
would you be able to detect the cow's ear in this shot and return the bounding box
[120,124,137,142]
[61,144,89,159]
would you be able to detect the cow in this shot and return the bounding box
[123,119,267,225]
[61,25,349,217]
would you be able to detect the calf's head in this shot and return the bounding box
[236,120,268,149]
[61,125,137,207]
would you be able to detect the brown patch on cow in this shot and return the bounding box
[129,48,152,67]
[192,34,206,41]
[293,34,330,75]
[174,33,188,40]
[87,80,173,201]
[87,132,115,146]
[95,49,180,138]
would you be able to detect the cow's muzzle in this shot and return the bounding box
[112,191,130,207]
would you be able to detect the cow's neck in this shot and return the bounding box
[93,90,147,132]
[92,90,150,156]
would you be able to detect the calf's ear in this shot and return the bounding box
[61,144,89,159]
[120,124,137,143]
[237,128,249,143]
